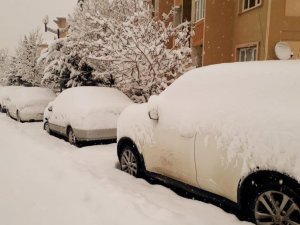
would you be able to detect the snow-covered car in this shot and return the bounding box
[7,87,56,122]
[0,86,23,113]
[117,61,300,225]
[43,86,133,146]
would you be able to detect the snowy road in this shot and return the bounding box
[0,114,251,225]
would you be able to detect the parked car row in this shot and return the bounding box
[1,61,300,225]
[0,86,132,144]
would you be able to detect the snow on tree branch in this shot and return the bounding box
[40,0,192,102]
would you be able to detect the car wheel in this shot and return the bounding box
[251,187,300,225]
[119,145,143,178]
[44,122,51,134]
[16,110,23,123]
[67,127,77,146]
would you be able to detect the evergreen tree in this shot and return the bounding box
[0,48,9,85]
[9,29,43,86]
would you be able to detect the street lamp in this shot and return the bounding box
[42,15,49,32]
[42,15,61,39]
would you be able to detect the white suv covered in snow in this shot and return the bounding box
[117,61,300,225]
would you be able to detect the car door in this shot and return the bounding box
[194,132,243,202]
[47,102,66,135]
[142,121,198,187]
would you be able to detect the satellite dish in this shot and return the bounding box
[275,42,292,60]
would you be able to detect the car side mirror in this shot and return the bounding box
[148,95,159,121]
[48,106,53,112]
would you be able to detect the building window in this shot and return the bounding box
[243,0,261,11]
[285,0,300,17]
[195,0,205,21]
[238,46,257,61]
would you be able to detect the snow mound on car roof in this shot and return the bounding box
[10,87,56,108]
[159,60,300,178]
[52,87,133,130]
[0,86,23,101]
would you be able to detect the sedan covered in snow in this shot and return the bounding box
[44,87,133,146]
[0,86,22,113]
[7,87,56,122]
[117,61,300,225]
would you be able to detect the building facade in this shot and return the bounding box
[153,0,300,67]
[53,17,69,39]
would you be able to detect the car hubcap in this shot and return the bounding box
[255,191,300,225]
[120,149,138,176]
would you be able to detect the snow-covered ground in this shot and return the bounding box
[0,114,251,225]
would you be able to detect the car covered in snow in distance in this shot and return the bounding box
[117,61,300,225]
[44,86,133,146]
[6,87,56,122]
[0,86,23,113]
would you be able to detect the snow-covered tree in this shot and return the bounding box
[5,56,20,86]
[68,0,191,102]
[65,0,115,87]
[104,0,192,102]
[40,0,191,100]
[0,48,9,85]
[9,29,43,86]
[38,38,96,91]
[38,39,72,91]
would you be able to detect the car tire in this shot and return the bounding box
[16,110,23,123]
[44,122,51,134]
[119,144,144,178]
[249,184,300,225]
[67,127,78,146]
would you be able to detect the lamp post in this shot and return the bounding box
[42,15,61,39]
[42,15,49,32]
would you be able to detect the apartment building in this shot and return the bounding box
[53,17,69,39]
[153,0,300,67]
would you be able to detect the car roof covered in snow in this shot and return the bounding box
[0,86,24,100]
[9,87,56,107]
[55,86,132,108]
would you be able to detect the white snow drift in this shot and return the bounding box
[0,114,250,225]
